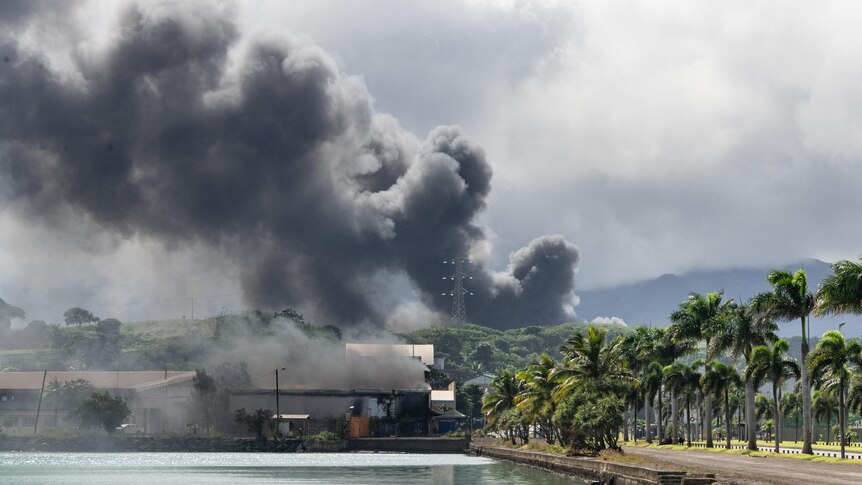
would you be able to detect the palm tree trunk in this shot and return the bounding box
[777,387,782,447]
[686,397,692,447]
[645,395,652,443]
[725,387,732,449]
[623,402,630,442]
[801,324,813,454]
[773,383,780,452]
[842,382,850,448]
[632,393,638,442]
[705,393,714,447]
[826,411,831,444]
[840,376,846,459]
[745,378,760,450]
[794,409,799,443]
[657,387,664,442]
[671,389,678,444]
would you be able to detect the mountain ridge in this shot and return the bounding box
[574,259,861,337]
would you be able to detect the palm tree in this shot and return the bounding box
[815,256,862,317]
[555,326,630,393]
[642,361,663,444]
[516,354,559,444]
[747,339,800,452]
[848,373,862,417]
[755,393,774,441]
[482,370,522,427]
[669,291,731,447]
[665,358,703,447]
[651,328,693,442]
[813,389,837,445]
[683,359,704,447]
[780,391,802,443]
[553,326,634,444]
[750,269,816,454]
[663,362,688,444]
[702,361,741,449]
[808,330,862,458]
[713,302,778,450]
[619,327,651,442]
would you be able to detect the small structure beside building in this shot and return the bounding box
[430,381,465,434]
[464,373,496,389]
[272,413,309,437]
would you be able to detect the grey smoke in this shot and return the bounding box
[0,2,579,329]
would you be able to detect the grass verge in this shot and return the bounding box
[623,441,862,464]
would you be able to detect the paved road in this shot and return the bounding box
[622,445,862,485]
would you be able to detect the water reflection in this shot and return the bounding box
[0,452,583,484]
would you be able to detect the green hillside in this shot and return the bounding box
[404,321,629,374]
[0,309,630,374]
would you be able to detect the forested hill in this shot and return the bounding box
[404,321,628,375]
[574,259,861,337]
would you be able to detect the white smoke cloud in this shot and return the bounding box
[590,316,627,327]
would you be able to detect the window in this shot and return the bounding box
[3,417,17,427]
[22,416,36,427]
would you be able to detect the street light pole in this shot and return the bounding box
[275,369,280,442]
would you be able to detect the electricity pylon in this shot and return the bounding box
[442,258,473,326]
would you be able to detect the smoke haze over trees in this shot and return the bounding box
[0,0,579,329]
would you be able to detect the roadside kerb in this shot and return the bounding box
[665,443,861,459]
[472,444,714,485]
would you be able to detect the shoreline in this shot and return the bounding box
[0,435,469,453]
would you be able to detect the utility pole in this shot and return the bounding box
[442,259,473,326]
[275,367,285,441]
[34,370,47,434]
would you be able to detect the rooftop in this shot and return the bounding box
[0,371,195,390]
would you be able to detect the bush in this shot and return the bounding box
[75,392,131,434]
[553,382,625,453]
[234,408,272,441]
[308,431,339,441]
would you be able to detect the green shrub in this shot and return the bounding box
[308,431,339,441]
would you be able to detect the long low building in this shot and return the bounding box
[0,371,195,435]
[229,387,432,437]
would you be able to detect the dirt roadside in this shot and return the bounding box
[621,445,862,485]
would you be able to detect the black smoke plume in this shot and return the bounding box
[0,1,579,329]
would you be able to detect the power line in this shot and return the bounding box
[442,258,472,326]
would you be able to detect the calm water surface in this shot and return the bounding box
[0,452,584,484]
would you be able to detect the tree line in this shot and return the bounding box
[482,256,862,458]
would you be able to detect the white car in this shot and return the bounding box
[115,423,142,435]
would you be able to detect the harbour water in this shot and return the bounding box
[0,452,584,484]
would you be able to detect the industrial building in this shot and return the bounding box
[0,371,195,434]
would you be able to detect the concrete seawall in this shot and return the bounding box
[0,436,469,453]
[472,445,715,485]
[349,437,469,453]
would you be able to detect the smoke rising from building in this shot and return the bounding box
[0,1,579,329]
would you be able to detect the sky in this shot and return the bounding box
[1,0,861,329]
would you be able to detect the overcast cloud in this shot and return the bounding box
[240,0,862,287]
[1,0,861,327]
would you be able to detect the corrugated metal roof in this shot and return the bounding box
[0,371,195,390]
